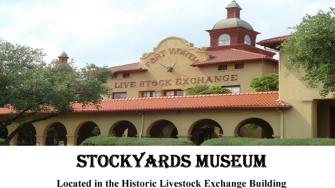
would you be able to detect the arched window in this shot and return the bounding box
[218,34,231,46]
[244,34,252,45]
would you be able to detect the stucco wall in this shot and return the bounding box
[279,52,334,138]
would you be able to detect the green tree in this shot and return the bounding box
[250,74,279,92]
[188,85,231,95]
[282,8,335,96]
[0,40,110,145]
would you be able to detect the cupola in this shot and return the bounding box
[58,51,69,63]
[207,0,259,48]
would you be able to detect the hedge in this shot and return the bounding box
[202,137,335,146]
[81,136,194,146]
[0,138,5,145]
[81,136,335,146]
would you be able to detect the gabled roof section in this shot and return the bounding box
[258,35,289,50]
[111,62,147,74]
[193,46,278,66]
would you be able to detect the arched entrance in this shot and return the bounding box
[148,120,178,138]
[0,126,8,139]
[17,123,36,146]
[45,122,67,146]
[109,121,137,137]
[76,121,100,145]
[235,118,274,138]
[190,119,223,145]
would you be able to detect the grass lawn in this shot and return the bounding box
[202,137,335,146]
[81,136,194,146]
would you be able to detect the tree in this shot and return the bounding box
[282,8,335,96]
[0,40,111,145]
[188,85,231,95]
[250,74,279,92]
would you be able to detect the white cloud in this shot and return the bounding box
[0,0,333,67]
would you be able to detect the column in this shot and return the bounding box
[35,135,44,146]
[67,135,76,146]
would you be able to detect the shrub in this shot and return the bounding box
[202,137,335,146]
[188,85,231,95]
[0,138,4,145]
[250,74,279,92]
[81,136,194,146]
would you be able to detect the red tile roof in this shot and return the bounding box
[73,92,289,112]
[257,35,289,50]
[111,62,147,73]
[0,108,13,115]
[194,47,278,66]
[0,92,290,115]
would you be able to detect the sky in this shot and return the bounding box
[0,0,333,67]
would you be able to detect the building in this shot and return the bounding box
[1,0,333,146]
[108,0,278,99]
[259,36,335,139]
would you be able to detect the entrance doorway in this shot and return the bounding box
[317,100,335,138]
[76,122,100,145]
[0,126,8,139]
[148,120,178,138]
[109,121,137,137]
[330,106,335,138]
[45,122,67,145]
[235,118,274,138]
[190,119,223,145]
[17,124,36,145]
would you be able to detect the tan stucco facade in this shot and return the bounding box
[107,37,278,98]
[279,52,335,138]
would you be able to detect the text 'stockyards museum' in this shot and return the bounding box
[1,0,334,145]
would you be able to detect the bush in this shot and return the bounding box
[0,138,4,145]
[250,74,279,92]
[81,136,194,146]
[202,137,335,146]
[187,85,231,95]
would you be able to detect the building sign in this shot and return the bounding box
[144,48,202,68]
[114,74,238,89]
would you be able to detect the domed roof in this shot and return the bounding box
[226,0,241,9]
[59,51,68,57]
[213,18,253,30]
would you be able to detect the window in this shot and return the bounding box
[244,35,252,45]
[164,90,184,97]
[218,64,227,71]
[141,91,155,98]
[123,73,130,78]
[111,73,117,79]
[235,63,244,69]
[223,86,241,94]
[112,92,127,99]
[218,34,231,46]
